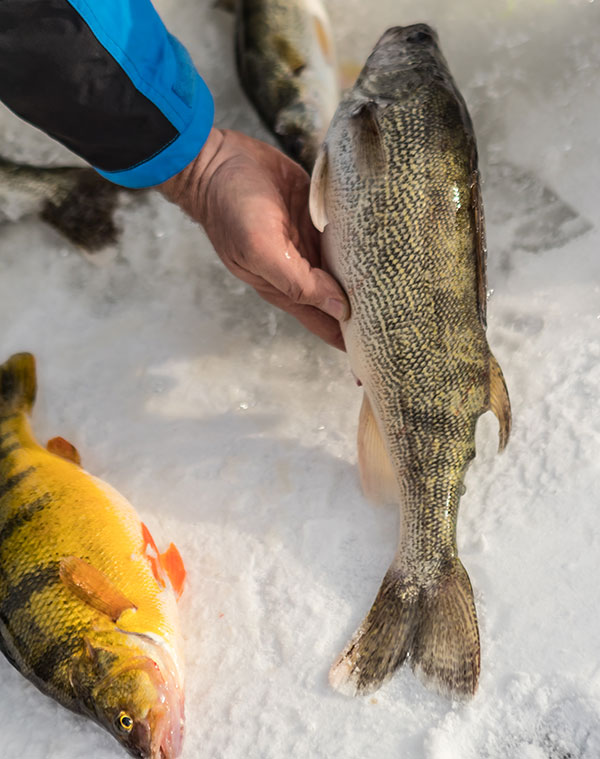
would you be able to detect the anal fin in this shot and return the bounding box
[160,543,186,600]
[357,392,399,504]
[489,354,511,451]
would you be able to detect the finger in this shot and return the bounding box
[256,287,346,351]
[249,230,350,322]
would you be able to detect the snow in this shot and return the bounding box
[1,0,600,757]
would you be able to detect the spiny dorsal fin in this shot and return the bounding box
[0,353,36,416]
[489,353,511,451]
[309,143,329,232]
[357,393,399,504]
[470,162,488,329]
[59,556,136,622]
[47,436,81,466]
[350,101,386,180]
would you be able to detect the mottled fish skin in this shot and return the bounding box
[311,25,511,699]
[235,0,340,171]
[0,354,185,759]
[0,156,125,252]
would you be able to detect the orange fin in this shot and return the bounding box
[47,436,81,465]
[59,556,136,622]
[142,522,166,588]
[160,543,186,600]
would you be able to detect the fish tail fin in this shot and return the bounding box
[410,558,480,698]
[329,558,480,699]
[0,353,37,417]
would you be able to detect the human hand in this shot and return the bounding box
[158,128,349,350]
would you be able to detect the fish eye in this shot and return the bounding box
[406,30,432,44]
[115,711,134,733]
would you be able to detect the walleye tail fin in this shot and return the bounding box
[0,353,36,417]
[329,558,480,699]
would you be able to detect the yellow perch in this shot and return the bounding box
[0,353,186,758]
[311,26,511,699]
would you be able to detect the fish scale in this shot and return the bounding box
[310,25,511,698]
[0,353,186,758]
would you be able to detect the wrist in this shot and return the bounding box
[157,127,225,219]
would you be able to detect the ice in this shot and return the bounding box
[1,0,600,757]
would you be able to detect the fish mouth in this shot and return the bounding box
[124,656,184,759]
[140,641,185,759]
[148,677,185,759]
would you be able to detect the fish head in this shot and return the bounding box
[355,24,452,99]
[71,638,184,758]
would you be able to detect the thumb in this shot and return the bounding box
[253,238,350,322]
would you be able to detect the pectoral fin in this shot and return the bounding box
[47,436,81,465]
[357,393,399,504]
[59,556,136,622]
[489,354,511,451]
[350,101,387,180]
[309,144,329,232]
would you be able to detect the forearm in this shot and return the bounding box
[0,0,214,188]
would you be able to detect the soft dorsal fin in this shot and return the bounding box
[489,354,511,451]
[357,392,399,504]
[59,556,136,622]
[350,101,387,180]
[47,436,81,466]
[160,543,186,600]
[309,143,329,232]
[470,159,488,329]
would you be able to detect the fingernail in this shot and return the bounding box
[324,298,349,321]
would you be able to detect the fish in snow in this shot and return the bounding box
[310,24,511,699]
[0,353,186,757]
[0,155,127,252]
[233,0,340,172]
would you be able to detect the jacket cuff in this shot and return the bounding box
[95,73,214,189]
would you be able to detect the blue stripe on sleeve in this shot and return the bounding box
[66,0,214,187]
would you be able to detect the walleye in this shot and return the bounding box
[0,353,186,758]
[0,156,124,252]
[310,25,511,698]
[234,0,340,172]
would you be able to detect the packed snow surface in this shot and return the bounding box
[1,0,600,757]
